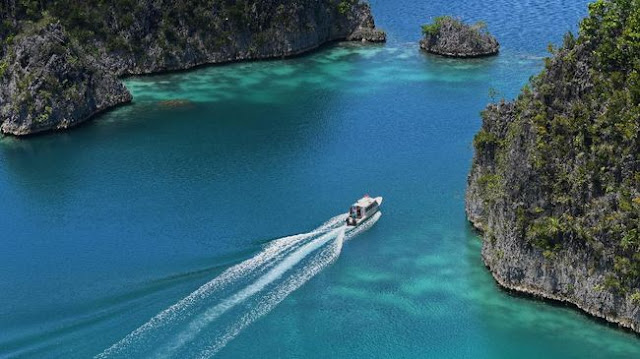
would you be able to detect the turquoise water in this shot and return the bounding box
[2,0,640,357]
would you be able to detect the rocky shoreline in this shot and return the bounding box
[466,0,640,335]
[0,0,385,136]
[466,103,640,335]
[487,261,640,334]
[469,217,640,334]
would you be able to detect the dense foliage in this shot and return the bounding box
[473,0,640,292]
[421,16,487,37]
[0,0,362,58]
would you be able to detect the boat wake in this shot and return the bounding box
[96,212,381,358]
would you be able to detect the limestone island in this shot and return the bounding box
[419,16,499,58]
[467,0,640,334]
[0,0,385,136]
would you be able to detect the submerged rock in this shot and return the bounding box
[419,16,499,58]
[157,99,193,108]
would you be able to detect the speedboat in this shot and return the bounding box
[346,195,383,226]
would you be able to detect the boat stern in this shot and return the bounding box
[346,195,383,227]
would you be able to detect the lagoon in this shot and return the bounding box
[1,0,639,357]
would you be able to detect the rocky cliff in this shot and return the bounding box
[0,23,131,135]
[467,0,640,332]
[420,16,498,58]
[0,0,385,135]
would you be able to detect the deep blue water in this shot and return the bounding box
[2,0,640,358]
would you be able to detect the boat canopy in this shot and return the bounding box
[352,196,376,208]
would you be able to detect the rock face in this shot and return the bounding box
[0,24,131,135]
[86,0,386,76]
[467,0,640,333]
[0,0,385,135]
[420,16,498,58]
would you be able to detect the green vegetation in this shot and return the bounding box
[0,0,360,60]
[0,0,365,67]
[0,60,8,78]
[526,216,564,250]
[477,173,503,203]
[580,0,640,73]
[35,105,52,123]
[603,274,624,293]
[421,16,489,36]
[473,129,500,150]
[472,0,640,293]
[337,0,353,15]
[421,16,447,36]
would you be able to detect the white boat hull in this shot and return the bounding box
[346,196,383,227]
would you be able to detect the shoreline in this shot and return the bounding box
[486,262,640,336]
[470,222,640,337]
[0,0,386,137]
[1,39,385,139]
[120,39,385,80]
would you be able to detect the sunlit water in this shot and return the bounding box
[1,0,639,358]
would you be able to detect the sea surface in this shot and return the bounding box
[2,0,639,358]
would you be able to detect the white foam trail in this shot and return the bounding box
[197,213,381,358]
[97,212,378,359]
[197,229,346,358]
[345,211,382,241]
[157,228,342,357]
[263,213,346,252]
[97,235,305,358]
[97,215,345,359]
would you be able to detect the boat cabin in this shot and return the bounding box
[347,195,383,226]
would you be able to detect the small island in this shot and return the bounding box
[419,16,499,58]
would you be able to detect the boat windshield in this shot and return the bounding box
[350,206,361,219]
